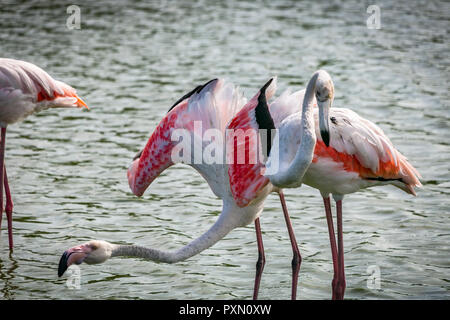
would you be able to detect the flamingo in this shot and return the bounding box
[0,58,88,251]
[57,76,331,299]
[231,70,422,299]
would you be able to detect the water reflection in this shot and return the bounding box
[0,254,18,300]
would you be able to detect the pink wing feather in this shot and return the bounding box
[128,79,245,197]
[227,78,277,207]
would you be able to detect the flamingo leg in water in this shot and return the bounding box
[253,218,265,300]
[323,196,340,300]
[335,200,346,299]
[0,127,13,251]
[279,191,301,300]
[0,128,4,246]
[4,168,13,251]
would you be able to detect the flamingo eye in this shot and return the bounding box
[316,91,326,102]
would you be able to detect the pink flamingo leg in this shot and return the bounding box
[0,127,5,249]
[4,168,13,251]
[279,191,301,300]
[335,200,346,299]
[253,217,265,300]
[0,127,13,251]
[0,200,1,236]
[323,196,340,300]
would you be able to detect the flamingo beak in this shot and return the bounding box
[318,99,331,147]
[58,248,88,277]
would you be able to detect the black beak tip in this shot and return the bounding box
[321,130,330,147]
[58,251,69,277]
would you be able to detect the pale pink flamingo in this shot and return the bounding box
[0,58,88,250]
[58,76,331,299]
[231,70,422,299]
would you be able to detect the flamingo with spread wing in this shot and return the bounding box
[58,76,330,299]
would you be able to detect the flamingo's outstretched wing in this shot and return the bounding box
[314,108,422,194]
[227,78,277,207]
[0,58,87,124]
[128,79,246,198]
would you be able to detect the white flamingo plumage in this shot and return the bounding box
[0,58,88,251]
[230,70,422,299]
[57,76,331,299]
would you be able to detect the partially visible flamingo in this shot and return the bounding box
[232,70,422,299]
[0,58,88,250]
[58,76,331,299]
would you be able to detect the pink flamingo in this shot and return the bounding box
[0,58,88,250]
[231,70,422,299]
[58,76,332,299]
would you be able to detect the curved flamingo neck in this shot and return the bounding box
[110,207,238,264]
[267,72,320,187]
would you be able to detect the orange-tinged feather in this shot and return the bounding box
[313,140,421,193]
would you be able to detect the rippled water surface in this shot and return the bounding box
[0,0,449,300]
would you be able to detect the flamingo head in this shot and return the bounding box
[58,240,114,277]
[314,70,334,147]
[52,80,90,110]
